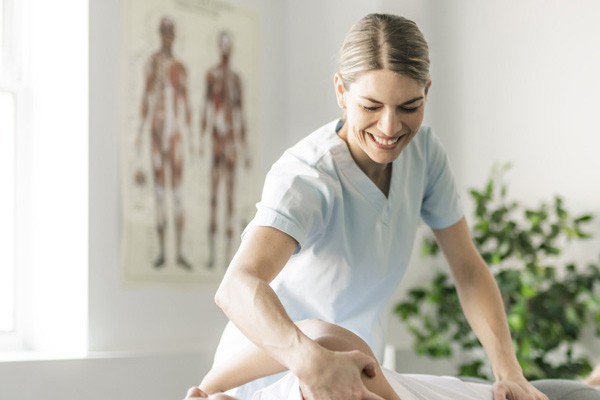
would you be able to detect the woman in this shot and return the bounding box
[186,320,600,400]
[212,13,547,400]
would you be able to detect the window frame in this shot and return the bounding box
[0,85,17,342]
[0,0,28,351]
[0,0,31,354]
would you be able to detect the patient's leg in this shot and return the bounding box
[198,336,287,393]
[198,319,400,400]
[295,319,401,400]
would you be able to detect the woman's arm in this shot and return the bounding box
[199,320,400,400]
[214,229,385,400]
[433,217,547,400]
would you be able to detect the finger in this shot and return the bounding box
[492,383,507,400]
[354,352,378,378]
[362,362,377,378]
[361,388,386,400]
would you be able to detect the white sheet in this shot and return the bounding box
[252,368,493,400]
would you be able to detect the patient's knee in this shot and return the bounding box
[295,320,373,356]
[295,318,327,333]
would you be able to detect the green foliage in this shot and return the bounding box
[394,163,600,380]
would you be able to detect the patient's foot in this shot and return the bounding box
[184,387,240,400]
[185,387,208,398]
[584,364,600,386]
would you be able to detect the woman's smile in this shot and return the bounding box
[367,131,404,148]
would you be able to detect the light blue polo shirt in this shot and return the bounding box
[214,120,463,399]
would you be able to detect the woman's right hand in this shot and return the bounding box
[297,347,386,400]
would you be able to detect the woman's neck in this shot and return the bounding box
[368,163,392,197]
[337,121,392,196]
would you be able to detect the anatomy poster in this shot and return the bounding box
[120,0,261,285]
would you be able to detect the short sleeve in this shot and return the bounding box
[242,153,333,253]
[420,131,464,229]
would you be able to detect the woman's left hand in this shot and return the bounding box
[492,375,549,400]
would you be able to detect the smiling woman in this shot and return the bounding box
[209,13,551,400]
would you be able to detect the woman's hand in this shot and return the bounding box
[297,348,386,400]
[492,375,549,400]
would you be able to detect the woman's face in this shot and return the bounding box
[334,69,430,173]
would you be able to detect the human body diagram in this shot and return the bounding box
[136,17,193,270]
[199,31,249,268]
[133,21,250,272]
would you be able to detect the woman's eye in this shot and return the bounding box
[362,105,379,112]
[400,106,419,113]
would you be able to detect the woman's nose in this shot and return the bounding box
[377,108,402,136]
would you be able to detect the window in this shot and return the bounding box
[1,0,88,355]
[0,91,16,335]
[0,0,24,348]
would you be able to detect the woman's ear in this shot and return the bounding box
[333,73,346,109]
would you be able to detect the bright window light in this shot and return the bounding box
[0,0,88,355]
[25,0,89,355]
[0,0,4,77]
[0,91,16,333]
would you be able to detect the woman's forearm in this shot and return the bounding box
[215,271,321,380]
[452,258,522,379]
[434,219,523,379]
[214,227,324,381]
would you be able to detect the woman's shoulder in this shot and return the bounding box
[283,120,345,168]
[263,121,343,195]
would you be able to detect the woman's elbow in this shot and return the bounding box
[214,271,244,314]
[214,281,229,312]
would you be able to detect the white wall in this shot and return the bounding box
[0,353,206,400]
[429,1,600,210]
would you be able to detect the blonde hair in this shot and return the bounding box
[338,14,430,89]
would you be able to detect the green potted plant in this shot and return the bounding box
[395,163,600,380]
